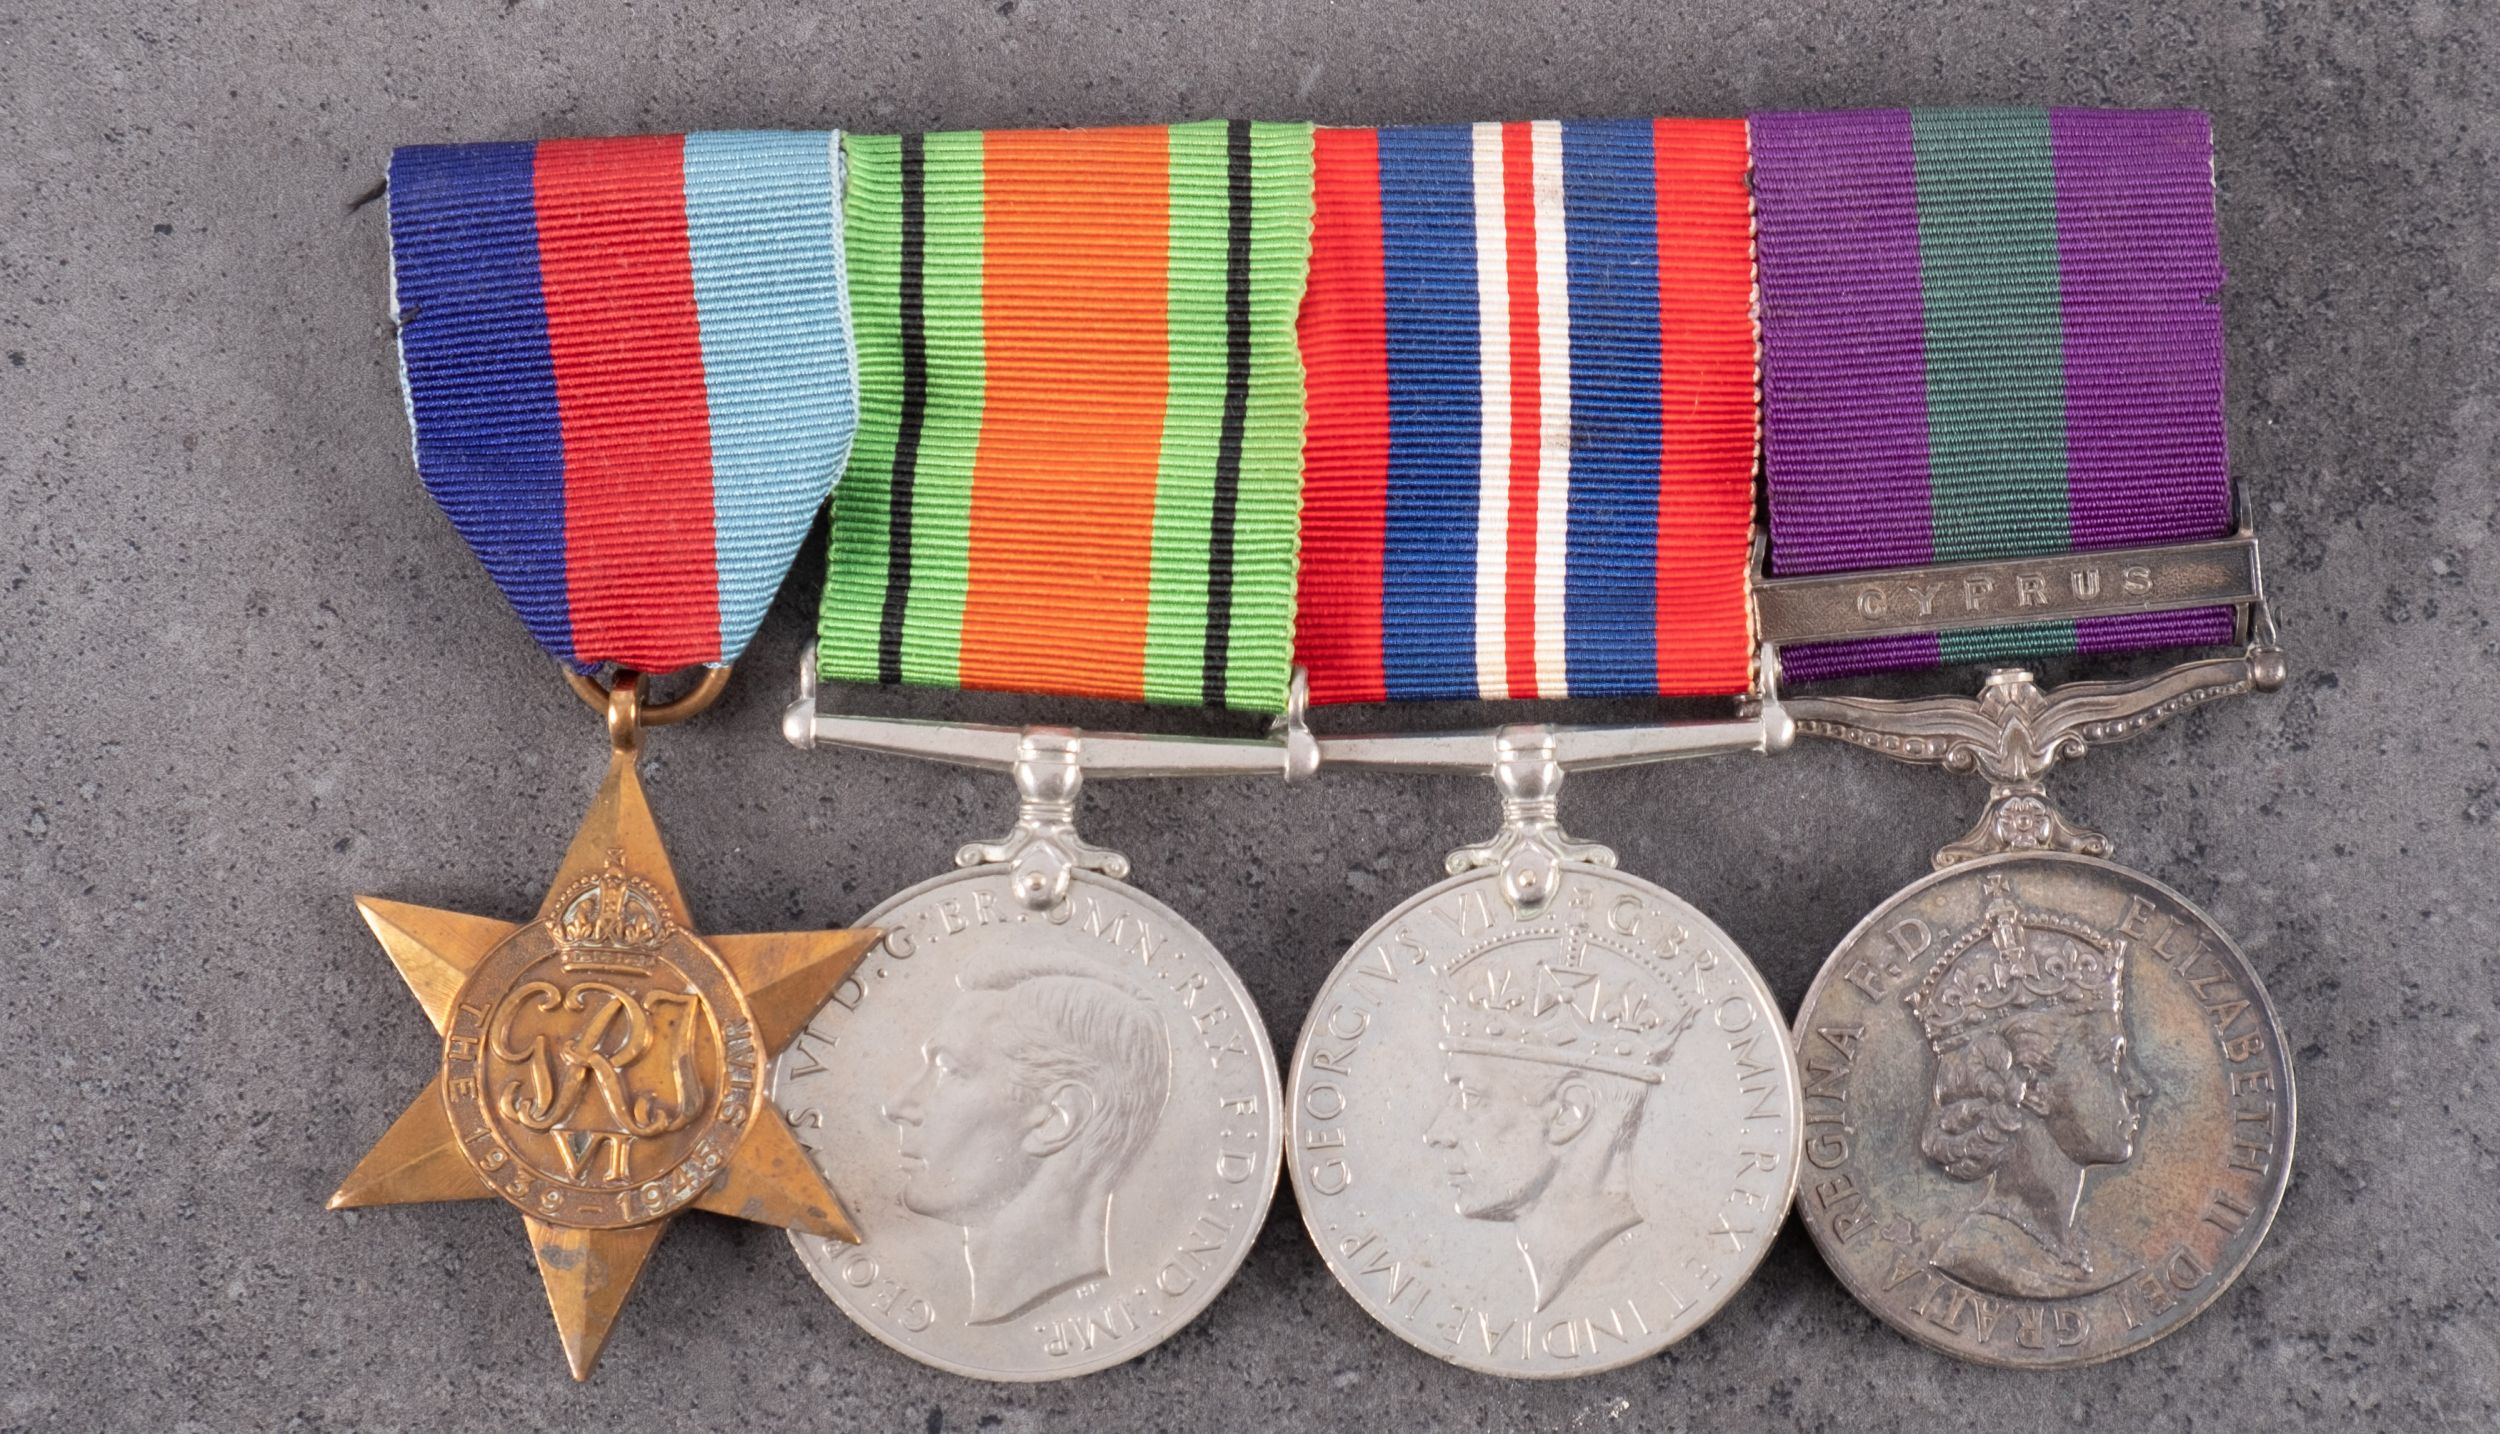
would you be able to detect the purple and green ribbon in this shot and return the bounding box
[1752,107,2235,681]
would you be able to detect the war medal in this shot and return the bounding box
[769,124,1310,1380]
[329,134,881,1380]
[1282,121,1801,1377]
[1748,108,2294,1367]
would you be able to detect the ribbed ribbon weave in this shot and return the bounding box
[1753,108,2233,680]
[1294,119,1757,704]
[388,132,856,672]
[818,122,1316,712]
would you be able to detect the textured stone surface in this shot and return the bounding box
[3,1,2494,1428]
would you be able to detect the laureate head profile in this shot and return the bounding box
[1911,876,2153,1299]
[1424,945,1698,1312]
[885,956,1173,1324]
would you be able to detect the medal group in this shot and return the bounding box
[337,109,2294,1382]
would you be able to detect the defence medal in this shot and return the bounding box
[328,133,881,1380]
[768,123,1309,1380]
[1748,108,2295,1367]
[1281,120,1801,1377]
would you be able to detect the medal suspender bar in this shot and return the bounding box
[1747,108,2295,1369]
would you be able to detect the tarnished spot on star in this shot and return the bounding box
[329,748,881,1379]
[522,1216,669,1382]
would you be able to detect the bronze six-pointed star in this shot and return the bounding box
[330,747,880,1380]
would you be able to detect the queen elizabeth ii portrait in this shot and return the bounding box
[1909,876,2154,1300]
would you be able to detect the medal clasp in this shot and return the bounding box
[1765,530,2287,869]
[1752,532,2270,647]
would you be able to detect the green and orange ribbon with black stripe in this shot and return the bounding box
[819,122,1315,712]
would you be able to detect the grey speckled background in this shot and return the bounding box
[5,1,2495,1429]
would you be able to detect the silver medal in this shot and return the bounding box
[774,865,1279,1380]
[1781,637,2295,1367]
[1289,707,1802,1375]
[773,665,1292,1380]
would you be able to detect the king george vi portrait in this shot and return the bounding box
[885,957,1173,1325]
[1909,877,2154,1300]
[1425,946,1699,1312]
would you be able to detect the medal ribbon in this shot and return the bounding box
[817,122,1316,713]
[1752,108,2234,681]
[388,131,856,673]
[1293,119,1757,704]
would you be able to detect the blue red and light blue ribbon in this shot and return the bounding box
[388,131,855,673]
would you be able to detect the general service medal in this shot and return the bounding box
[1746,107,2296,1366]
[331,132,880,1379]
[1789,848,2291,1367]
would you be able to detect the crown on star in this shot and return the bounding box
[549,855,672,976]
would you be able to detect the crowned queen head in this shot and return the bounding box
[1909,874,2155,1299]
[1425,933,1698,1312]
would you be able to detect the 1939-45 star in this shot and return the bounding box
[329,746,880,1379]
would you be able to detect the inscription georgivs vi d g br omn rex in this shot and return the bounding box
[1794,855,2292,1368]
[772,869,1282,1381]
[1291,866,1800,1377]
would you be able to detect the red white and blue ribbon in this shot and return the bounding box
[387,132,855,673]
[1295,119,1757,704]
